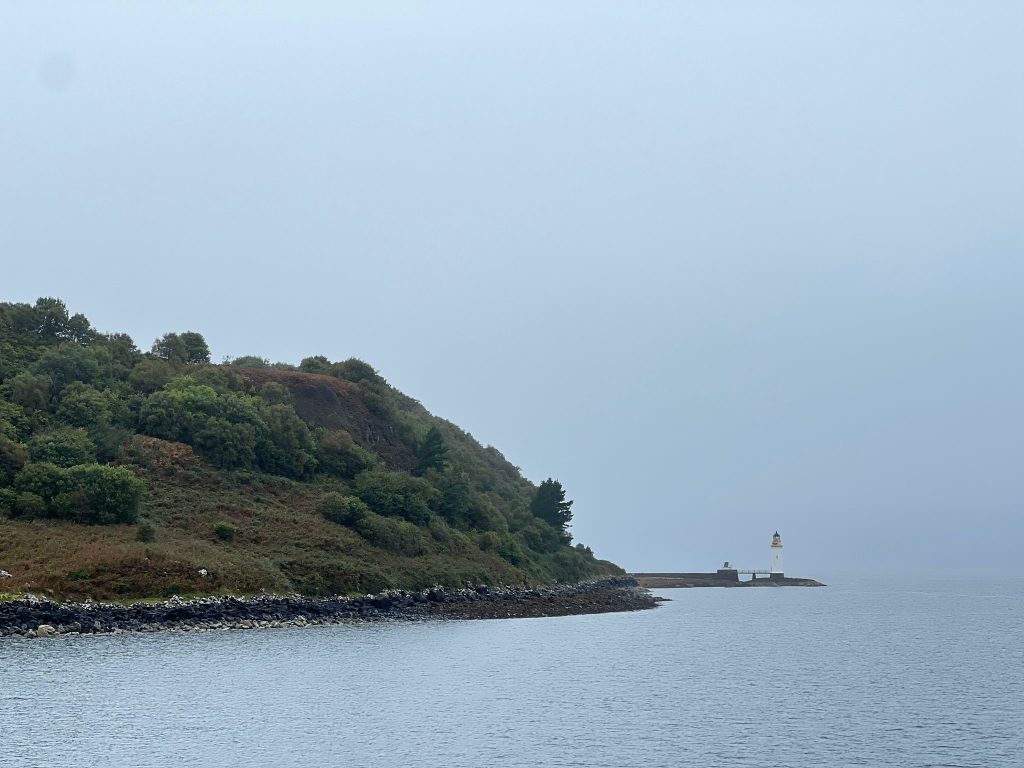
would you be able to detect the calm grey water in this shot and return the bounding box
[2,577,1022,767]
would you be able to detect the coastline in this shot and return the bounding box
[0,576,656,639]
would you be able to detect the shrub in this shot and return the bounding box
[317,429,376,479]
[354,469,437,524]
[0,437,28,485]
[318,493,370,526]
[50,490,90,520]
[214,522,236,541]
[64,465,144,524]
[353,512,428,556]
[230,355,270,368]
[0,487,17,516]
[136,520,157,543]
[257,382,291,405]
[256,403,315,478]
[11,462,142,524]
[14,491,47,519]
[28,427,96,467]
[14,462,71,500]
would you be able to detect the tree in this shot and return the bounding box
[256,403,315,478]
[317,429,376,479]
[258,382,292,405]
[230,355,269,368]
[299,355,332,374]
[56,383,111,427]
[128,358,177,393]
[179,332,211,364]
[438,470,471,526]
[193,417,258,470]
[331,358,380,386]
[530,478,573,534]
[414,425,447,476]
[65,464,143,524]
[354,469,437,524]
[151,331,210,364]
[31,297,94,344]
[27,427,97,467]
[33,344,101,396]
[10,372,50,410]
[13,462,71,500]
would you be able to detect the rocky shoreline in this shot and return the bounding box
[0,576,656,639]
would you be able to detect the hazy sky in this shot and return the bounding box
[3,2,1022,576]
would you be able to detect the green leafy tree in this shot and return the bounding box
[13,462,71,500]
[64,464,144,524]
[193,418,259,470]
[128,358,177,393]
[31,297,95,344]
[99,332,141,371]
[151,333,186,362]
[27,427,97,467]
[256,403,315,478]
[331,358,380,386]
[33,344,101,396]
[10,372,50,410]
[258,382,292,405]
[138,389,191,442]
[354,469,437,525]
[152,332,210,364]
[438,470,471,526]
[230,355,270,368]
[317,429,376,479]
[414,425,448,476]
[299,355,332,374]
[530,478,573,534]
[56,383,111,427]
[179,332,211,364]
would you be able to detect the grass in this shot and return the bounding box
[0,460,598,601]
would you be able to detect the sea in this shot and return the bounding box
[2,577,1021,767]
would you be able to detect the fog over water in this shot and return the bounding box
[2,3,1021,575]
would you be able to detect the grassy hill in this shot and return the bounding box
[0,298,621,600]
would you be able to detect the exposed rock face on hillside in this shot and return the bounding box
[238,369,415,470]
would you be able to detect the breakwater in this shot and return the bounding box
[632,573,825,588]
[0,576,655,639]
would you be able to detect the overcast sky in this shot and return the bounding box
[3,2,1022,577]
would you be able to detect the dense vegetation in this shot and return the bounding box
[0,298,619,599]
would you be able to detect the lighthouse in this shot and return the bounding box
[770,531,784,581]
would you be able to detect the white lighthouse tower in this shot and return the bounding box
[770,531,784,580]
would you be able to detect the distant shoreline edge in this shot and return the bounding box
[0,577,656,639]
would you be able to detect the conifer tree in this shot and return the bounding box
[414,425,448,475]
[530,478,573,533]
